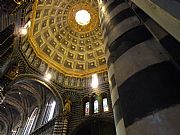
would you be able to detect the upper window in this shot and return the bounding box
[85,101,90,115]
[103,98,109,112]
[94,100,99,113]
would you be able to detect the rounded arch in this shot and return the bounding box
[4,74,64,134]
[82,96,90,103]
[70,116,116,135]
[82,96,90,116]
[100,91,112,112]
[7,74,64,113]
[99,92,109,112]
[90,93,99,114]
[99,92,108,98]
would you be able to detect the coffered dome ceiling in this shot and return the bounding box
[28,0,106,77]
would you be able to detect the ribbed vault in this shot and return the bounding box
[0,77,63,134]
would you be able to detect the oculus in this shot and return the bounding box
[75,10,91,25]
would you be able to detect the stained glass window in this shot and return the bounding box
[94,100,98,113]
[103,98,109,112]
[85,102,90,115]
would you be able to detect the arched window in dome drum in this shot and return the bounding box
[94,99,99,113]
[85,101,90,115]
[103,98,109,112]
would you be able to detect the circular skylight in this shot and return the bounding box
[75,10,91,25]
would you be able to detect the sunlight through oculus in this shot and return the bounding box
[75,10,91,25]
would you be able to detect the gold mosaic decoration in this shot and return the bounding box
[28,0,107,77]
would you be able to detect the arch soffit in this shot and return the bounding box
[7,74,64,113]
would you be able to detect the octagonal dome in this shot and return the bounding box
[28,0,106,77]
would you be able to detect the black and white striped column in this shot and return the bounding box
[130,3,180,69]
[99,0,180,135]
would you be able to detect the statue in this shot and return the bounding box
[64,96,72,115]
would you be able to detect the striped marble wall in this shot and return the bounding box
[99,0,180,135]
